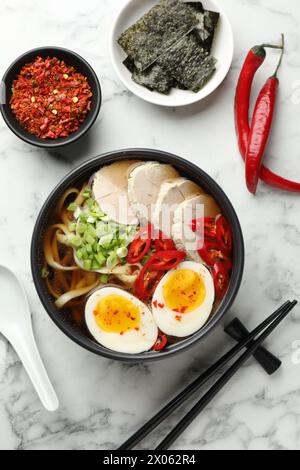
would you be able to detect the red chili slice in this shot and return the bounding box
[152,334,168,351]
[190,217,216,239]
[154,230,176,251]
[134,250,185,300]
[212,263,229,300]
[135,264,164,300]
[127,224,153,264]
[198,240,231,268]
[216,216,233,254]
[147,250,186,271]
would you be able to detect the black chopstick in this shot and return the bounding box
[119,300,291,450]
[156,300,297,450]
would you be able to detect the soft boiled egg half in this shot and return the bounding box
[85,286,158,353]
[152,261,215,337]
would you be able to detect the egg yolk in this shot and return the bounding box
[93,294,140,334]
[163,269,206,314]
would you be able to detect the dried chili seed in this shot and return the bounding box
[10,56,93,139]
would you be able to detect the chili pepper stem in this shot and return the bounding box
[260,35,284,50]
[272,34,285,77]
[260,44,282,49]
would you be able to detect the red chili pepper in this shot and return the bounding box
[152,334,168,351]
[154,230,176,251]
[212,263,229,300]
[235,36,300,193]
[245,41,284,194]
[198,240,231,268]
[147,250,186,271]
[127,224,152,264]
[190,217,216,239]
[259,167,300,192]
[235,45,267,157]
[216,216,232,254]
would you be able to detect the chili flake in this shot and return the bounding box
[10,56,93,139]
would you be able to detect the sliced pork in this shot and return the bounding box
[152,177,204,236]
[128,162,179,222]
[172,194,221,262]
[92,160,142,225]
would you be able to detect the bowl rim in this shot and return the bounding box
[0,46,102,148]
[109,0,234,108]
[31,148,244,362]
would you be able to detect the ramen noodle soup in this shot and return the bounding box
[42,160,233,354]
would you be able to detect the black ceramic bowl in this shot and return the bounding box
[0,47,101,148]
[31,149,244,362]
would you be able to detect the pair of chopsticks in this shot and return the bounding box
[119,300,297,450]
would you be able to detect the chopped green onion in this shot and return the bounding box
[107,253,118,270]
[67,202,77,212]
[85,233,95,245]
[79,213,88,222]
[141,254,151,265]
[95,252,105,266]
[100,274,109,284]
[92,259,101,270]
[82,189,91,199]
[76,223,86,234]
[99,233,114,248]
[86,224,97,237]
[69,236,82,248]
[116,246,128,258]
[83,259,92,270]
[86,198,95,209]
[41,267,49,279]
[86,243,93,254]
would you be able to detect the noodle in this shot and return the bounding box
[44,224,78,271]
[56,187,79,215]
[55,280,99,309]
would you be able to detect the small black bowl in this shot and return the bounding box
[31,149,245,362]
[0,47,101,148]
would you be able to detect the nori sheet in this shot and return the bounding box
[123,56,173,94]
[132,63,174,94]
[158,33,217,92]
[184,1,204,13]
[192,9,220,52]
[173,79,188,90]
[123,56,136,73]
[118,0,199,71]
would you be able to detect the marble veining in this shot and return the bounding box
[0,0,300,450]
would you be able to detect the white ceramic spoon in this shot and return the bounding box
[0,265,59,411]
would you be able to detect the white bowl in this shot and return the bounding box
[110,0,234,107]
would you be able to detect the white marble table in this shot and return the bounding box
[1,0,300,451]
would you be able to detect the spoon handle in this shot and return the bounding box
[10,329,59,412]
